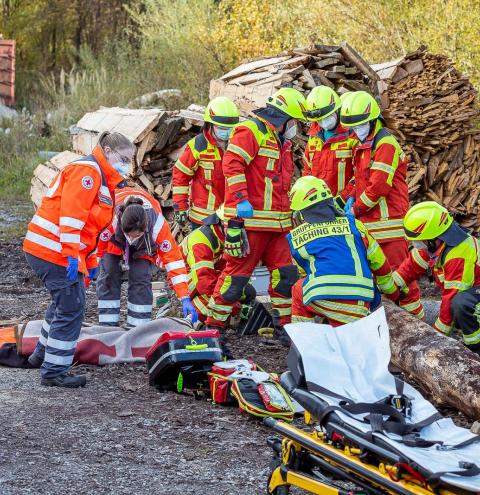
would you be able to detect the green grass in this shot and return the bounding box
[0,115,70,199]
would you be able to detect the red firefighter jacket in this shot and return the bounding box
[23,145,124,275]
[349,120,409,244]
[394,236,480,334]
[97,188,188,299]
[222,116,293,232]
[303,122,356,199]
[172,129,225,224]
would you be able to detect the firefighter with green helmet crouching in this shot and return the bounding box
[395,201,480,353]
[288,176,400,326]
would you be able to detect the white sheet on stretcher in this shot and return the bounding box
[285,307,480,492]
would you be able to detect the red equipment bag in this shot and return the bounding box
[208,359,256,404]
[146,330,223,391]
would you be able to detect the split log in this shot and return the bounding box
[384,301,480,419]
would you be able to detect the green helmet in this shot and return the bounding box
[204,97,240,127]
[267,87,307,119]
[305,86,341,121]
[403,201,453,241]
[289,176,333,211]
[339,91,353,106]
[340,91,381,127]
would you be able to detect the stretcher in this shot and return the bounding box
[266,308,480,495]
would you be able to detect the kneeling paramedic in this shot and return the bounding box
[288,176,399,326]
[206,88,308,336]
[395,201,480,352]
[23,131,133,387]
[181,206,256,323]
[173,96,240,229]
[340,91,424,319]
[96,188,197,327]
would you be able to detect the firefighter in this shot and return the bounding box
[394,201,480,352]
[23,132,133,387]
[303,86,356,202]
[288,176,399,326]
[340,91,424,319]
[180,206,256,323]
[172,96,240,229]
[96,188,197,327]
[206,87,307,335]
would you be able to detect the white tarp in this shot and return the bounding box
[285,308,480,491]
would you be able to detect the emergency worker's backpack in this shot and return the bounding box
[208,359,257,404]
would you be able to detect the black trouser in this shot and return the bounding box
[96,253,153,328]
[451,286,480,352]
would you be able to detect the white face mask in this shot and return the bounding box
[125,234,142,246]
[352,122,371,142]
[320,113,337,131]
[283,124,297,140]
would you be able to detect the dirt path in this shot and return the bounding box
[0,202,294,494]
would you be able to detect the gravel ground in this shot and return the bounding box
[0,202,294,495]
[0,202,472,494]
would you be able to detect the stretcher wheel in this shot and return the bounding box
[271,487,289,495]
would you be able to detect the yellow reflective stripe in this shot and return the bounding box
[335,150,352,158]
[364,219,404,230]
[400,299,423,312]
[463,327,480,345]
[359,192,378,209]
[369,229,405,241]
[345,232,363,277]
[434,317,452,335]
[304,274,373,287]
[392,271,407,289]
[444,280,470,290]
[379,198,389,218]
[310,302,369,323]
[292,316,315,322]
[193,296,210,317]
[313,299,369,315]
[271,297,292,306]
[338,160,346,192]
[206,185,215,211]
[224,207,290,220]
[172,186,189,195]
[264,177,273,211]
[226,174,247,186]
[377,274,396,294]
[371,162,395,174]
[191,260,215,271]
[258,148,280,159]
[266,157,276,171]
[274,306,292,317]
[175,160,194,176]
[227,143,253,164]
[412,249,429,270]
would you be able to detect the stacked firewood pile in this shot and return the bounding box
[374,47,480,229]
[211,44,480,230]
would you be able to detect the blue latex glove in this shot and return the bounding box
[236,199,254,219]
[181,297,198,324]
[66,256,79,281]
[88,267,98,280]
[344,197,355,214]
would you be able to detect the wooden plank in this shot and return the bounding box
[340,41,379,82]
[219,56,291,81]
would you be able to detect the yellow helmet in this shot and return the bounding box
[403,201,453,240]
[216,204,225,221]
[339,91,353,106]
[289,176,333,211]
[340,91,381,127]
[305,86,340,121]
[267,87,307,120]
[204,97,240,127]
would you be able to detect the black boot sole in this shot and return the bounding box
[40,378,86,388]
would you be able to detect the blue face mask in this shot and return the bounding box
[112,162,130,177]
[214,127,232,142]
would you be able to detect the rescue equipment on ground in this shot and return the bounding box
[208,359,295,422]
[146,330,223,391]
[265,309,480,494]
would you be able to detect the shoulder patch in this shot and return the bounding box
[194,133,209,153]
[82,175,94,190]
[100,230,112,241]
[159,240,172,252]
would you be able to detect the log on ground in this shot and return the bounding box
[384,301,480,419]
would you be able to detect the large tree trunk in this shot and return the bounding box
[384,301,480,419]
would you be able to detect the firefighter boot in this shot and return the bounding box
[41,373,87,388]
[272,310,291,348]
